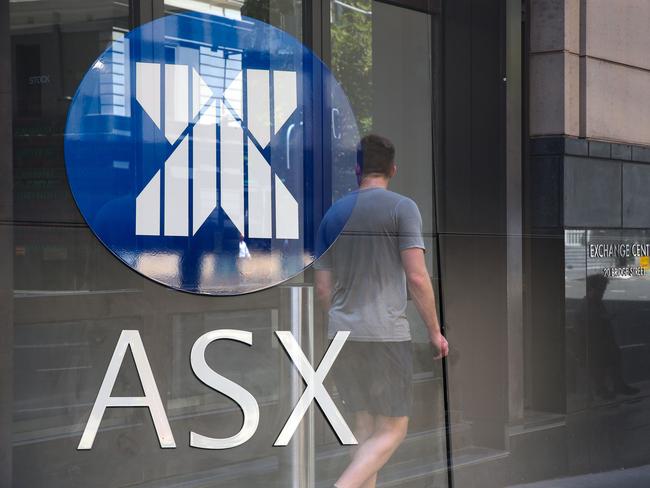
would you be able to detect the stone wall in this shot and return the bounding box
[530,0,650,146]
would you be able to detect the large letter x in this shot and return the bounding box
[274,331,358,446]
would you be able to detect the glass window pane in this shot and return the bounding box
[5,0,447,486]
[163,0,303,40]
[327,2,447,487]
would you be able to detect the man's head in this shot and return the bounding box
[357,134,396,181]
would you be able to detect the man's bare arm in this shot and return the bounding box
[315,269,333,311]
[401,247,449,359]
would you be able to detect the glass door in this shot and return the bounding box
[320,1,449,486]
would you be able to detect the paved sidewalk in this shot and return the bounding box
[509,464,650,488]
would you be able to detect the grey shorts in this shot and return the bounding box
[332,340,413,418]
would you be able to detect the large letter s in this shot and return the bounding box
[189,329,260,449]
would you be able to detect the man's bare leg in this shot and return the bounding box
[349,412,377,488]
[335,415,408,488]
[351,411,375,455]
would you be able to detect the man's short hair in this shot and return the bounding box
[359,134,395,177]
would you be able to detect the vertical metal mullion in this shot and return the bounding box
[320,0,331,67]
[0,0,13,485]
[505,0,524,423]
[305,287,315,488]
[436,244,455,488]
[287,286,315,488]
[131,0,158,28]
[290,286,303,488]
[521,0,535,413]
[303,0,329,60]
[300,5,325,484]
[152,0,164,21]
[432,0,455,485]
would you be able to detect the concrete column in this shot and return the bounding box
[529,0,580,137]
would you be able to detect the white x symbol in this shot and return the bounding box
[274,331,358,446]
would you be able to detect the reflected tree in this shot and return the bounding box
[330,0,372,134]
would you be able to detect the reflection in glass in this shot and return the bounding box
[315,134,447,487]
[326,3,446,486]
[165,0,303,40]
[7,1,445,487]
[560,229,650,484]
[582,230,648,403]
[585,273,640,400]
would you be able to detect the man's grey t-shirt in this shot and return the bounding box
[315,188,425,342]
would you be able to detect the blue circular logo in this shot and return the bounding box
[65,13,359,295]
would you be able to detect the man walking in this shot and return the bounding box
[315,134,449,488]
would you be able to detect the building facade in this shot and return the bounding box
[1,0,650,487]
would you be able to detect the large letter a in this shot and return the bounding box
[77,330,176,450]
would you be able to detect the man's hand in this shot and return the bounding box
[430,332,449,360]
[401,248,448,359]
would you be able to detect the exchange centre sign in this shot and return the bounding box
[588,243,650,259]
[589,241,650,277]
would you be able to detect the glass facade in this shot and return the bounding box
[3,0,650,487]
[3,0,447,486]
